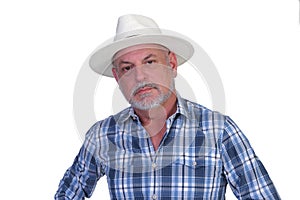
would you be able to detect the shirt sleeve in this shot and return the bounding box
[221,116,281,200]
[54,122,105,200]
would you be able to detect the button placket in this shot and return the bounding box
[152,162,157,169]
[152,194,157,199]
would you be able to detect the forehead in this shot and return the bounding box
[113,44,169,62]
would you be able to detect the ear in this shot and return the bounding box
[168,51,178,77]
[112,67,119,82]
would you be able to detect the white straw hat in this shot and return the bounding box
[89,14,194,77]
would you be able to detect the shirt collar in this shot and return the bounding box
[175,94,192,119]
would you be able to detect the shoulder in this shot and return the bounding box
[180,98,226,125]
[183,100,249,148]
[87,107,132,135]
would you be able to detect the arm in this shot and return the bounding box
[221,117,281,199]
[54,122,104,200]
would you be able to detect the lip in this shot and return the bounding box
[135,86,153,95]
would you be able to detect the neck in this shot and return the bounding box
[134,93,177,151]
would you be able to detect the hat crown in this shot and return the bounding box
[114,14,161,41]
[89,14,194,77]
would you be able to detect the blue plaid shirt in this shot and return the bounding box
[55,96,280,199]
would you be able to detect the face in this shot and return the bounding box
[112,44,178,110]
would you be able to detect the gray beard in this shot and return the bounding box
[129,80,175,110]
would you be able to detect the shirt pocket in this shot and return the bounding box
[173,155,222,178]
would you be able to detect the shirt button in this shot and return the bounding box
[152,162,157,169]
[193,161,197,166]
[152,194,157,199]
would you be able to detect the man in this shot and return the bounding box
[55,14,280,199]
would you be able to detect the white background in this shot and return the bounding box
[1,0,299,199]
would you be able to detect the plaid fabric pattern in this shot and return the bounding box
[55,96,280,199]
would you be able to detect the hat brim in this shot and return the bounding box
[89,34,194,77]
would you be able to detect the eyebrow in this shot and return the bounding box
[116,53,157,67]
[118,61,133,66]
[143,54,156,61]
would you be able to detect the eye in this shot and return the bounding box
[146,60,156,65]
[121,65,133,72]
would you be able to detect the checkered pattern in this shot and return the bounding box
[55,96,280,199]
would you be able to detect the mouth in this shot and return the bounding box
[132,83,158,96]
[135,86,153,95]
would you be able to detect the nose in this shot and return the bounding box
[133,65,147,82]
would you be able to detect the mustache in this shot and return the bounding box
[131,82,159,96]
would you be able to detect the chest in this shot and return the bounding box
[99,126,225,199]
